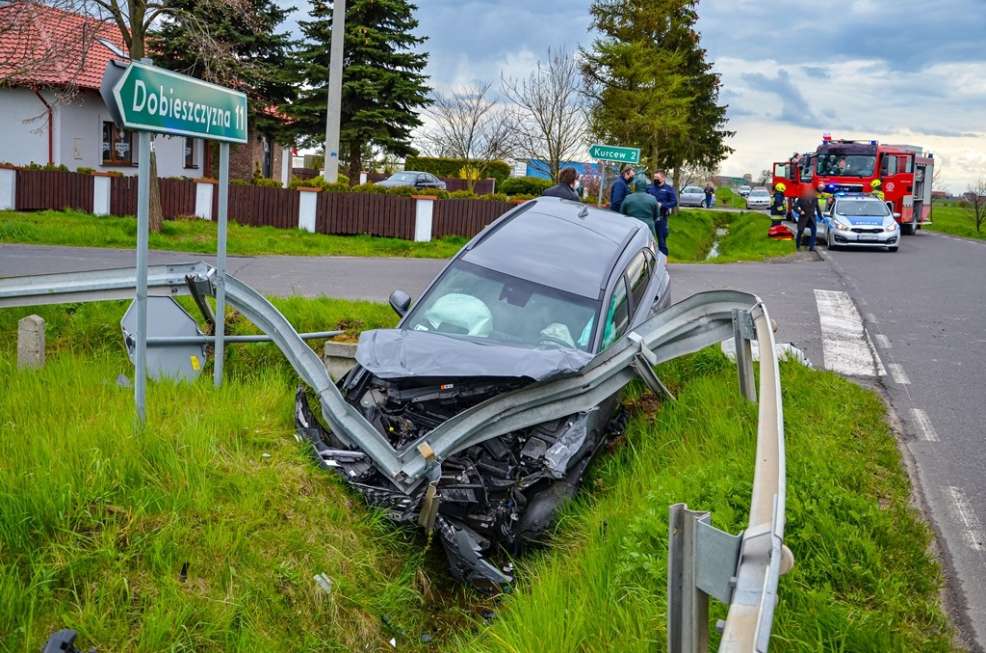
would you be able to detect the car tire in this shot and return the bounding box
[827,233,837,250]
[888,246,898,252]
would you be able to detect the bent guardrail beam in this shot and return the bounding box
[0,263,789,651]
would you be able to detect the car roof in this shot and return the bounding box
[462,197,646,299]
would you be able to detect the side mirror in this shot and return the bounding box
[389,289,412,317]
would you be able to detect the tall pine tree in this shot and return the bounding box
[582,0,733,185]
[150,0,295,142]
[291,0,430,181]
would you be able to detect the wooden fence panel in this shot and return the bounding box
[158,178,197,218]
[110,175,137,216]
[14,170,93,212]
[432,199,516,238]
[228,185,299,229]
[316,192,415,239]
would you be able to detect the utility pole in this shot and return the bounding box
[322,0,346,183]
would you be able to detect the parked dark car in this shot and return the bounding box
[297,197,671,590]
[376,170,447,190]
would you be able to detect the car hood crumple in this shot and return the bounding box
[355,329,595,381]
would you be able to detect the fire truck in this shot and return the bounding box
[772,135,934,234]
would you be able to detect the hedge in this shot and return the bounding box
[404,156,511,186]
[500,176,553,196]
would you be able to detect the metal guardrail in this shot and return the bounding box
[0,263,790,651]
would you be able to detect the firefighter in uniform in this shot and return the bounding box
[767,183,792,240]
[870,178,885,201]
[817,183,830,213]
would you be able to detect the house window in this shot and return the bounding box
[102,122,133,165]
[184,137,198,169]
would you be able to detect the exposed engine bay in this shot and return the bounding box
[295,365,625,591]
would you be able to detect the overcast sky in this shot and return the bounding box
[283,0,986,190]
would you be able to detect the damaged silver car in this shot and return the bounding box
[296,197,672,590]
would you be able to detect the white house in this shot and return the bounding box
[0,3,291,184]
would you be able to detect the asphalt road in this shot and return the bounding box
[1,232,984,648]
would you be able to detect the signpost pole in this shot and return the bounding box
[214,142,229,387]
[597,162,606,207]
[135,130,151,422]
[323,0,346,183]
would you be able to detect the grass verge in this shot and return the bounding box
[1,300,956,651]
[0,210,466,259]
[925,202,986,241]
[671,209,793,263]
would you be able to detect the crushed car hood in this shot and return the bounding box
[355,329,594,382]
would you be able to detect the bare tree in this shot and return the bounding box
[502,49,588,181]
[677,162,718,190]
[421,81,514,191]
[967,178,986,233]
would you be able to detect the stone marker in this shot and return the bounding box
[323,341,357,381]
[17,314,45,369]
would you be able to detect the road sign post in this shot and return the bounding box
[101,59,248,419]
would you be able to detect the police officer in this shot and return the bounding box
[647,170,677,256]
[609,165,635,212]
[620,173,660,237]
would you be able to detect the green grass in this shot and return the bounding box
[671,209,793,263]
[716,186,748,209]
[0,210,466,259]
[925,202,986,241]
[0,300,957,651]
[453,352,956,652]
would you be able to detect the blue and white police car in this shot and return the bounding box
[824,194,899,253]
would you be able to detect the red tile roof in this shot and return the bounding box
[0,3,128,91]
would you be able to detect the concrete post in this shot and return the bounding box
[92,174,111,215]
[0,166,16,210]
[17,314,45,369]
[194,179,215,220]
[298,188,318,233]
[359,171,368,185]
[280,146,291,188]
[413,195,435,242]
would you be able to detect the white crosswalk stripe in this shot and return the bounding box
[947,487,986,552]
[813,289,886,377]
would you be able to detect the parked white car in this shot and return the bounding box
[745,187,771,210]
[738,185,752,197]
[678,185,707,207]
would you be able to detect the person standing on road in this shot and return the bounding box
[771,183,787,220]
[609,165,635,212]
[647,170,677,256]
[542,167,581,201]
[794,185,822,251]
[620,174,660,237]
[703,182,715,208]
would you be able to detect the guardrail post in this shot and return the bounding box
[668,504,710,653]
[0,166,16,210]
[732,309,757,403]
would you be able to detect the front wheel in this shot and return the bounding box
[888,246,898,253]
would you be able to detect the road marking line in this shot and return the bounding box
[814,289,885,377]
[887,363,911,385]
[911,408,939,442]
[947,487,986,552]
[864,312,877,324]
[874,333,891,348]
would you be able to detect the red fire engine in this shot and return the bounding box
[772,135,934,234]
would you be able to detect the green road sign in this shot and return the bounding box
[103,61,248,143]
[588,143,641,164]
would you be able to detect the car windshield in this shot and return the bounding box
[388,172,418,183]
[683,186,703,193]
[750,189,769,196]
[837,200,890,217]
[404,260,600,351]
[817,154,877,178]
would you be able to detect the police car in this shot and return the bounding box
[824,194,899,252]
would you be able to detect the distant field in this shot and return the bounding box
[925,201,986,240]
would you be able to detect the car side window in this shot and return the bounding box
[601,276,630,349]
[625,251,652,314]
[417,174,428,185]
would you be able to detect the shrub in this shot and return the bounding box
[404,156,511,186]
[448,190,477,199]
[500,176,552,196]
[22,162,69,172]
[76,166,95,175]
[253,177,283,188]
